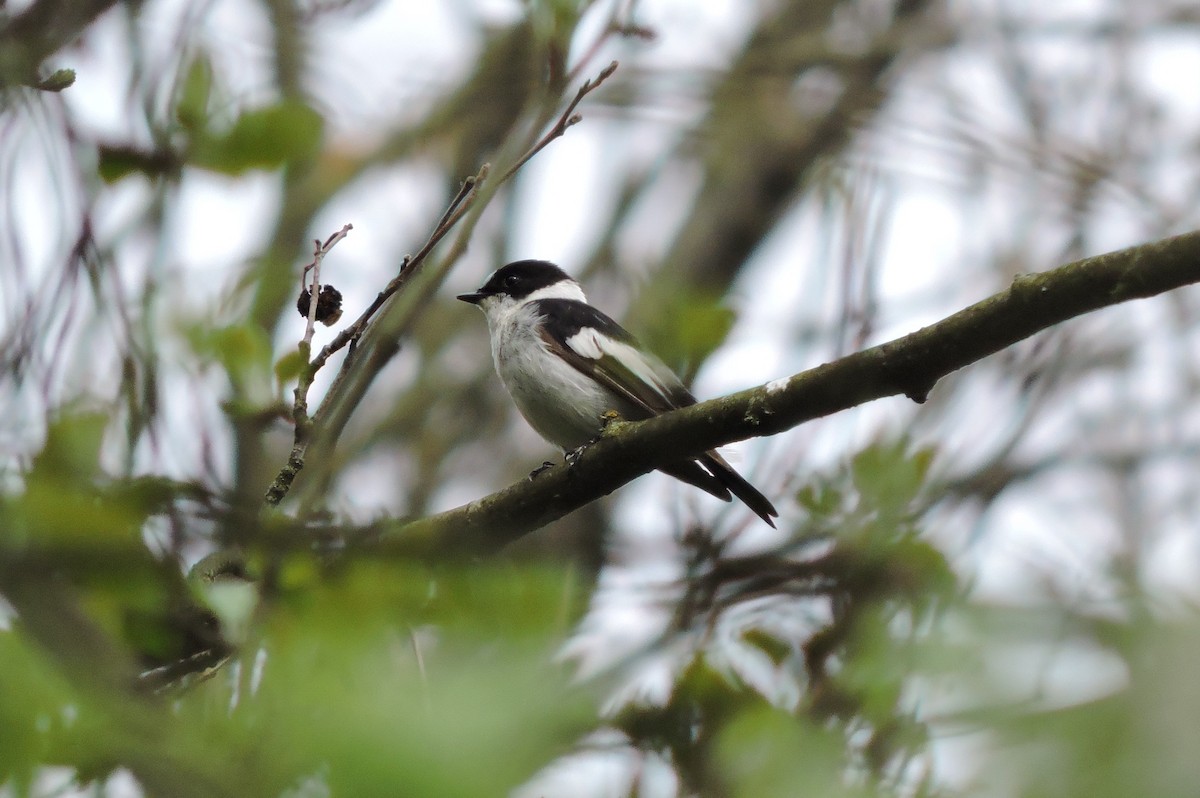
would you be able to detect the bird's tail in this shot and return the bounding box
[700,451,778,528]
[660,453,778,528]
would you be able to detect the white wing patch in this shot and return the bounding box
[564,327,607,359]
[564,327,683,408]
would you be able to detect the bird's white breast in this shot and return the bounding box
[486,300,617,450]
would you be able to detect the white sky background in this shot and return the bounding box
[6,0,1200,795]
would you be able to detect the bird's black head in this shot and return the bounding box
[457,260,575,304]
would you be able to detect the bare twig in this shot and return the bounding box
[310,167,487,375]
[496,60,619,186]
[566,0,652,86]
[263,223,353,507]
[138,648,233,694]
[263,170,488,506]
[300,223,352,343]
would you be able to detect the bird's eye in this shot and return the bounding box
[503,274,520,289]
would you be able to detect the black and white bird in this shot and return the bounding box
[458,259,778,527]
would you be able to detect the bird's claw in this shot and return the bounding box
[528,460,556,480]
[564,444,592,466]
[598,409,627,435]
[563,411,625,467]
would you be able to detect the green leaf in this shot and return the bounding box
[180,321,279,414]
[718,706,859,798]
[221,560,593,796]
[273,349,308,385]
[192,100,324,175]
[35,68,76,92]
[0,632,75,787]
[213,323,271,368]
[636,282,736,377]
[29,411,107,483]
[888,538,956,602]
[188,321,270,382]
[796,481,842,518]
[850,439,933,518]
[176,54,213,132]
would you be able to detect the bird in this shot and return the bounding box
[187,550,258,650]
[457,259,778,527]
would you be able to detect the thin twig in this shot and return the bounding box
[300,223,353,344]
[263,223,353,506]
[262,170,488,506]
[497,60,619,186]
[309,166,488,375]
[565,0,652,86]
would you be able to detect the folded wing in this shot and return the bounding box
[535,298,778,527]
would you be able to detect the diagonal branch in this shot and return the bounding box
[381,229,1200,558]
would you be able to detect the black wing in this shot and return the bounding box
[535,298,778,527]
[533,298,694,416]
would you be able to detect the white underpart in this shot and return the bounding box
[478,280,625,449]
[200,578,258,646]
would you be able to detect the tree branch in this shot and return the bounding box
[495,60,618,186]
[0,0,116,88]
[381,229,1200,557]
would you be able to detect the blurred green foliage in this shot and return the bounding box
[2,408,600,795]
[0,501,596,795]
[98,60,322,184]
[718,706,867,798]
[191,100,324,176]
[3,417,1200,796]
[184,321,280,415]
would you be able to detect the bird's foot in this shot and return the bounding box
[598,409,625,435]
[564,412,626,468]
[564,444,592,466]
[528,460,556,480]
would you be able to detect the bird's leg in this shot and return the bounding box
[565,410,625,466]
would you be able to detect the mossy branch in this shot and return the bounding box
[383,229,1200,557]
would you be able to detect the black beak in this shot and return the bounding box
[457,291,485,305]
